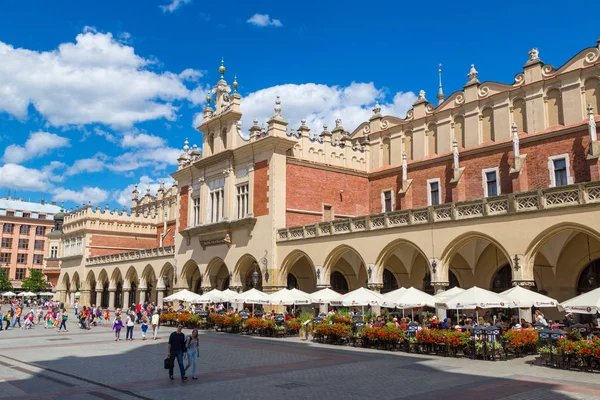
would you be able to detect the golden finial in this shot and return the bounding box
[205,92,211,104]
[233,74,238,93]
[219,57,226,79]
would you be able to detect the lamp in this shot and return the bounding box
[252,262,259,288]
[367,265,372,280]
[431,260,437,274]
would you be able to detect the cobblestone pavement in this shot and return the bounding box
[0,323,599,400]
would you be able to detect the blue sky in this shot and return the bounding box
[0,0,598,210]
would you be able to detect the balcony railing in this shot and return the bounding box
[85,245,175,266]
[277,182,600,242]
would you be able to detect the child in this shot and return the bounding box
[113,316,123,341]
[141,315,149,340]
[103,309,110,326]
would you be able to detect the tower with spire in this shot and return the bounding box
[437,64,445,105]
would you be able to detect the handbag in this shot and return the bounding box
[163,356,174,369]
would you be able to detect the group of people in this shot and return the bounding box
[0,298,66,331]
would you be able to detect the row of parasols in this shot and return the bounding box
[1,291,56,298]
[163,284,600,316]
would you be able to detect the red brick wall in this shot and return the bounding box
[286,163,369,227]
[157,221,176,247]
[179,185,189,232]
[367,128,592,211]
[89,235,156,257]
[254,160,269,217]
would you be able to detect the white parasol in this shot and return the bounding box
[559,287,600,314]
[163,289,202,303]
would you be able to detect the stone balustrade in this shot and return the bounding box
[85,245,175,266]
[277,182,600,242]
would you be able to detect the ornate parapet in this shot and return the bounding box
[85,245,175,266]
[278,181,600,242]
[180,217,256,248]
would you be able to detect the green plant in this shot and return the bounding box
[0,268,13,291]
[20,268,49,292]
[299,312,313,323]
[363,310,374,323]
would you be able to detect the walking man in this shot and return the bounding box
[167,323,187,381]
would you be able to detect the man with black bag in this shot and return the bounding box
[166,323,187,381]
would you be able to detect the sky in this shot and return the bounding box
[0,0,598,210]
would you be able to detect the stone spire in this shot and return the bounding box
[588,103,597,143]
[465,64,479,86]
[132,184,139,200]
[177,138,190,169]
[512,123,520,157]
[233,74,238,93]
[437,64,445,105]
[267,96,288,136]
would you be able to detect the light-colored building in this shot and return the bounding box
[0,198,62,288]
[55,41,600,321]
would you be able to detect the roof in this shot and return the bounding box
[0,198,62,215]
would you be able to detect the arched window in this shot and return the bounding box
[330,271,349,294]
[547,88,564,126]
[287,273,299,290]
[481,108,495,143]
[585,77,600,114]
[427,124,437,156]
[382,269,398,294]
[491,264,512,293]
[454,116,465,148]
[513,98,528,133]
[577,259,600,294]
[382,138,391,166]
[404,131,413,161]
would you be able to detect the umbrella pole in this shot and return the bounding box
[411,309,414,322]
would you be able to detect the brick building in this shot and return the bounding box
[54,41,600,320]
[0,198,62,289]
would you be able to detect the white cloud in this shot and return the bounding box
[193,82,417,136]
[179,68,203,82]
[2,131,70,163]
[121,132,165,148]
[66,153,108,176]
[52,186,109,205]
[114,175,175,206]
[0,163,58,191]
[160,0,192,13]
[0,30,201,128]
[247,14,282,27]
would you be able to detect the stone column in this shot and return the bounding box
[122,287,130,310]
[138,286,147,304]
[432,282,449,320]
[95,290,102,306]
[108,289,116,310]
[56,290,66,305]
[80,289,91,307]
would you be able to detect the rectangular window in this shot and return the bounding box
[482,168,500,197]
[17,253,27,264]
[22,212,31,218]
[33,254,43,265]
[19,225,30,235]
[50,246,58,259]
[206,178,225,223]
[553,158,568,187]
[236,184,249,219]
[0,253,10,263]
[38,214,46,220]
[15,268,26,280]
[1,238,12,248]
[35,226,46,236]
[428,179,441,206]
[34,240,44,250]
[323,205,333,221]
[382,190,393,212]
[192,196,201,226]
[3,224,13,234]
[18,239,29,250]
[6,211,14,217]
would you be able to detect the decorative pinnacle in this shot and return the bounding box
[274,96,282,117]
[301,119,306,126]
[511,122,518,135]
[588,103,595,116]
[373,101,381,115]
[183,138,189,152]
[467,64,478,81]
[233,74,238,93]
[219,57,226,79]
[205,92,211,104]
[437,63,445,104]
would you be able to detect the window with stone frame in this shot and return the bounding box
[33,254,43,265]
[236,183,249,219]
[548,154,573,187]
[38,214,46,220]
[34,240,44,251]
[482,167,500,197]
[3,223,13,234]
[17,253,27,264]
[6,211,14,217]
[18,238,29,250]
[35,226,46,236]
[19,225,30,235]
[0,253,10,263]
[15,268,26,280]
[1,238,12,248]
[192,195,201,226]
[427,178,441,206]
[206,177,225,223]
[50,246,58,259]
[381,190,393,213]
[22,212,31,218]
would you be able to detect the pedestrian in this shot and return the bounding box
[4,310,10,330]
[151,310,160,340]
[126,312,135,340]
[57,308,68,332]
[113,315,123,341]
[12,305,21,328]
[184,328,199,380]
[0,312,3,331]
[167,323,187,381]
[141,315,149,340]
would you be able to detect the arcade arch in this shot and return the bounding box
[279,251,316,292]
[323,245,368,294]
[181,260,201,293]
[376,240,431,293]
[206,257,230,291]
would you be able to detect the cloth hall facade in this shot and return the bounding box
[53,40,600,319]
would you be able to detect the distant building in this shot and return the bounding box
[53,41,600,322]
[0,198,62,289]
